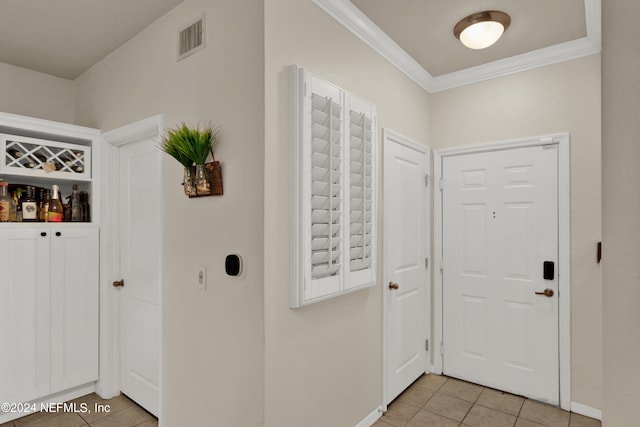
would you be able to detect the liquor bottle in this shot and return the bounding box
[80,191,90,222]
[8,190,16,222]
[40,189,50,222]
[47,184,64,222]
[13,190,22,222]
[21,186,38,222]
[0,181,10,222]
[70,184,82,222]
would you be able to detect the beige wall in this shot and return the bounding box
[74,1,265,426]
[0,61,74,123]
[264,0,430,425]
[602,2,640,426]
[430,55,602,411]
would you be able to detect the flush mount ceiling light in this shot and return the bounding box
[454,10,511,50]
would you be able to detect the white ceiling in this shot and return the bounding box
[315,0,601,92]
[0,0,600,91]
[351,0,587,77]
[0,0,186,80]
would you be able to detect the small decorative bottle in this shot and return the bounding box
[194,164,211,195]
[183,167,196,196]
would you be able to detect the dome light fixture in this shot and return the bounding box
[454,10,511,50]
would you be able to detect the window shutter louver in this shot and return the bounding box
[291,66,376,307]
[346,96,376,289]
[310,94,343,281]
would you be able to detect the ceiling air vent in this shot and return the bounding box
[178,15,205,61]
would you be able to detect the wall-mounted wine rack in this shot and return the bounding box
[0,134,91,180]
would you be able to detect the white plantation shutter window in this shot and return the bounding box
[291,65,377,308]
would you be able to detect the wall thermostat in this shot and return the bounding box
[225,254,242,276]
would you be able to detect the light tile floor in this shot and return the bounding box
[375,375,601,427]
[1,393,156,427]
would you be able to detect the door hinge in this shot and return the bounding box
[425,174,429,187]
[440,342,444,355]
[439,178,443,191]
[425,257,429,269]
[425,339,429,351]
[440,259,444,272]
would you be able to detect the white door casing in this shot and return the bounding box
[433,134,571,409]
[99,115,163,419]
[383,129,430,405]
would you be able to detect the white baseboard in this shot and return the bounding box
[355,406,383,427]
[571,402,602,420]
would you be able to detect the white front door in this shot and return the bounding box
[383,131,430,404]
[118,137,162,416]
[442,144,559,404]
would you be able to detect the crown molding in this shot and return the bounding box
[312,0,434,92]
[312,0,601,94]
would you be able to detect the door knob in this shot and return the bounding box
[113,279,125,288]
[388,282,399,290]
[535,288,554,297]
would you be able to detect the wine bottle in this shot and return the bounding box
[7,148,23,159]
[13,190,22,222]
[80,191,90,222]
[47,184,64,222]
[70,184,82,222]
[21,186,38,222]
[40,189,50,222]
[0,181,11,222]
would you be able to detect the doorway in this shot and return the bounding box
[99,115,163,418]
[433,134,571,409]
[382,129,430,406]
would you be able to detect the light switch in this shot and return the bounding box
[197,265,207,290]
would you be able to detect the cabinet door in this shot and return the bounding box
[0,229,50,403]
[50,227,99,393]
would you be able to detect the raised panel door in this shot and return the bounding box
[0,229,50,403]
[50,227,99,393]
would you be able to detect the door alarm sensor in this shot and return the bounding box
[225,254,242,276]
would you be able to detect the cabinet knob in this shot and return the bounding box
[113,279,125,288]
[41,232,47,237]
[55,232,61,237]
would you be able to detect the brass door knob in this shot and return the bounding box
[388,282,399,290]
[113,279,125,288]
[535,288,554,297]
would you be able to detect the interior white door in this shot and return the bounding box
[384,133,429,404]
[118,138,161,416]
[442,144,559,404]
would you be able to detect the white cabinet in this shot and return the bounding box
[50,227,99,393]
[0,228,50,404]
[0,226,99,404]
